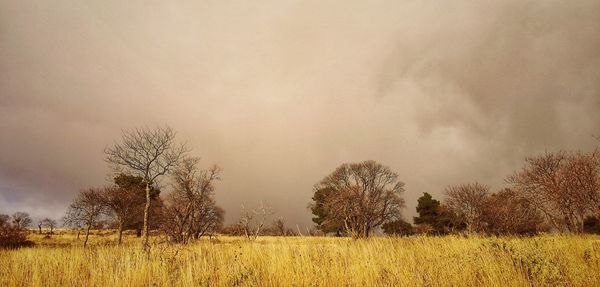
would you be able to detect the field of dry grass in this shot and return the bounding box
[1,230,599,286]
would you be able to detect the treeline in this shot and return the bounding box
[1,126,301,249]
[310,150,600,237]
[2,126,599,249]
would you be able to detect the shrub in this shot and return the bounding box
[0,214,34,249]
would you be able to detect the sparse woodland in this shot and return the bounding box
[1,126,600,286]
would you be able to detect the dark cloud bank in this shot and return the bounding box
[1,0,599,227]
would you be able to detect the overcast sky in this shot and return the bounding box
[1,0,599,227]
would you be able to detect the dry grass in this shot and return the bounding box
[1,230,599,286]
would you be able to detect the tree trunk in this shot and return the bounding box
[84,224,91,247]
[118,220,124,245]
[38,225,42,234]
[142,183,152,250]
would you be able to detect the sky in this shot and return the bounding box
[1,0,599,228]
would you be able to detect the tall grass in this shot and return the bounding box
[1,232,599,286]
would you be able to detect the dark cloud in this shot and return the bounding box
[1,0,599,226]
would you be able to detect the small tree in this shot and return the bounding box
[444,182,490,234]
[161,157,224,243]
[483,188,547,235]
[239,202,274,240]
[113,174,162,237]
[41,218,57,234]
[382,219,414,236]
[1,213,33,248]
[414,193,440,225]
[272,218,286,236]
[105,126,187,249]
[11,212,32,230]
[64,188,108,247]
[100,184,146,244]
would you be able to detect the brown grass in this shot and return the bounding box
[1,230,599,286]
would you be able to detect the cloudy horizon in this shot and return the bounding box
[1,0,599,227]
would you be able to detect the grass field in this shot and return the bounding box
[1,231,599,286]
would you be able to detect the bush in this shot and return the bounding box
[583,216,600,234]
[0,214,34,249]
[382,219,414,236]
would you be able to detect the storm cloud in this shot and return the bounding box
[1,0,599,227]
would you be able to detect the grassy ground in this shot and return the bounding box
[1,230,599,286]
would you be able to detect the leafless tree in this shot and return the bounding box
[483,188,547,235]
[272,217,286,236]
[64,188,108,247]
[105,126,187,249]
[507,150,600,233]
[40,218,57,234]
[0,213,32,248]
[444,182,490,234]
[239,202,274,240]
[220,223,245,236]
[161,157,224,243]
[310,160,405,238]
[99,186,145,244]
[11,212,32,230]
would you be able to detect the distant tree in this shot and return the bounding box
[413,193,463,235]
[435,204,466,234]
[37,220,43,234]
[483,188,547,235]
[0,213,33,248]
[105,126,187,249]
[11,212,32,230]
[112,174,162,237]
[239,202,274,240]
[382,219,413,236]
[40,218,57,234]
[161,157,224,243]
[220,223,245,236]
[309,160,405,238]
[413,192,456,234]
[507,150,600,233]
[100,184,145,244]
[64,188,108,247]
[444,182,490,234]
[414,193,440,225]
[272,217,286,236]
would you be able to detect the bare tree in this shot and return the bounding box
[0,213,32,248]
[272,217,286,236]
[11,212,32,230]
[239,202,274,240]
[483,188,547,235]
[161,157,224,243]
[105,126,187,249]
[444,182,490,234]
[40,218,57,234]
[112,174,162,237]
[99,185,145,244]
[310,160,405,238]
[64,188,108,247]
[507,150,600,233]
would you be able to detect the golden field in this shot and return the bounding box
[1,231,600,287]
